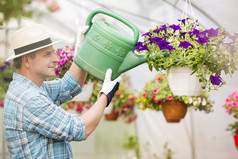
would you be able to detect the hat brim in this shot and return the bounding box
[6,40,61,61]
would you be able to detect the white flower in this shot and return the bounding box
[193,101,198,106]
[202,99,207,106]
[189,97,193,104]
[197,97,201,103]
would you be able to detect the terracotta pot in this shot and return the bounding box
[162,100,187,123]
[105,110,118,121]
[233,134,238,150]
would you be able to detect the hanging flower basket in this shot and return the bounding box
[137,73,214,116]
[167,66,203,96]
[71,81,94,101]
[161,100,187,123]
[134,18,238,93]
[233,134,238,150]
[104,109,119,121]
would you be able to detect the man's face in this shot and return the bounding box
[28,46,59,78]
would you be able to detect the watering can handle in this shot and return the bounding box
[85,8,139,43]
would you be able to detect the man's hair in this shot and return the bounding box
[13,52,37,69]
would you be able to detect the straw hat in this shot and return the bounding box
[6,24,60,61]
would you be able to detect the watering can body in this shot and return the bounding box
[74,8,147,81]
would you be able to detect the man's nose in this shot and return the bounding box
[52,53,59,62]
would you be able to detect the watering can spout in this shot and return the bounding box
[118,51,147,74]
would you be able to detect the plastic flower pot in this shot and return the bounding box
[162,100,187,123]
[71,81,94,101]
[233,134,238,150]
[167,66,203,96]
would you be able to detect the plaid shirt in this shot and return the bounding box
[4,71,85,159]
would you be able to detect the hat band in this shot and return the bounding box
[14,38,52,55]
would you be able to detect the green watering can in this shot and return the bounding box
[74,8,147,81]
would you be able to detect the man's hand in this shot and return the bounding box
[98,69,121,106]
[77,25,89,44]
[75,25,89,52]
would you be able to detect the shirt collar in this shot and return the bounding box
[13,72,47,95]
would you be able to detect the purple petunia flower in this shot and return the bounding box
[159,25,167,32]
[180,32,187,39]
[4,61,10,66]
[192,29,200,36]
[0,65,6,71]
[206,28,218,37]
[167,45,176,51]
[153,28,160,33]
[197,31,207,37]
[150,37,162,44]
[196,37,209,45]
[133,42,148,52]
[133,42,143,52]
[178,18,190,25]
[210,75,222,85]
[3,77,11,82]
[142,32,151,37]
[139,44,148,51]
[169,24,181,31]
[158,40,170,50]
[179,41,192,49]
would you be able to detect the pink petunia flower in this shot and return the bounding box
[55,68,60,76]
[226,107,231,114]
[153,89,159,94]
[161,99,166,103]
[232,91,237,96]
[76,103,84,113]
[142,93,147,98]
[154,99,159,103]
[152,95,156,99]
[225,98,230,103]
[84,104,91,109]
[233,95,238,100]
[157,76,163,82]
[231,101,238,107]
[167,96,173,100]
[0,101,4,107]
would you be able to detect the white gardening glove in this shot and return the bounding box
[74,25,89,54]
[98,68,121,106]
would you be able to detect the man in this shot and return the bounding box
[4,24,120,159]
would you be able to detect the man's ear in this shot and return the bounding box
[22,55,31,69]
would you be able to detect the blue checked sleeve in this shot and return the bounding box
[23,95,85,141]
[41,71,82,105]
